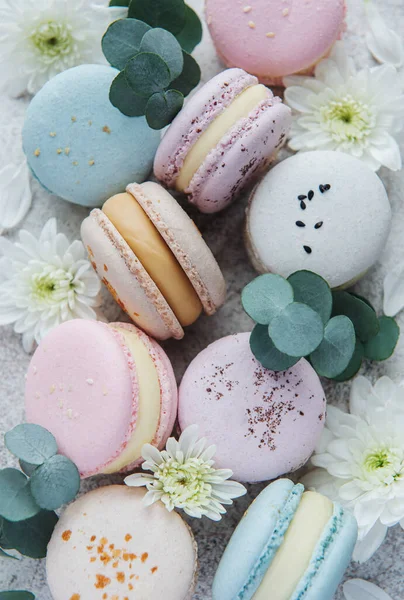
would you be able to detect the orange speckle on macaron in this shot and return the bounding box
[117,572,125,583]
[141,552,148,563]
[95,574,111,589]
[62,530,72,542]
[125,534,132,542]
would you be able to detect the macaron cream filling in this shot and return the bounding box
[102,325,161,474]
[175,84,269,192]
[103,192,203,327]
[253,492,333,600]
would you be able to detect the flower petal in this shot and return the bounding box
[383,264,404,317]
[368,133,402,171]
[352,521,388,563]
[365,1,404,68]
[343,578,393,600]
[0,161,31,231]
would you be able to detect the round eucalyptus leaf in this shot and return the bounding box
[109,72,148,117]
[350,292,375,312]
[0,470,40,523]
[30,456,80,511]
[310,316,356,378]
[102,19,151,70]
[146,90,184,130]
[128,0,186,35]
[18,461,37,477]
[364,316,400,361]
[269,303,324,357]
[5,424,57,466]
[332,291,380,343]
[176,5,203,53]
[0,548,18,559]
[2,510,58,559]
[140,28,184,80]
[287,270,332,325]
[170,51,201,97]
[242,274,294,325]
[250,325,299,371]
[333,338,365,382]
[109,0,130,5]
[0,593,35,600]
[125,52,171,97]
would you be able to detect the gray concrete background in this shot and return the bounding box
[0,0,404,597]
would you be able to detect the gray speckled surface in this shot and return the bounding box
[1,0,404,598]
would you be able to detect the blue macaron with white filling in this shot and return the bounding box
[212,479,358,600]
[23,64,160,207]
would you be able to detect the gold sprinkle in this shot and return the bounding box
[282,7,289,15]
[50,385,56,394]
[34,148,41,157]
[102,126,111,134]
[243,5,252,12]
[266,31,276,37]
[57,148,63,155]
[49,132,57,137]
[73,161,78,166]
[71,116,77,122]
[65,147,71,155]
[88,159,95,166]
[59,399,64,409]
[88,120,93,126]
[248,20,256,28]
[66,408,73,419]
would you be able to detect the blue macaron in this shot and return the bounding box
[23,64,160,207]
[212,479,358,600]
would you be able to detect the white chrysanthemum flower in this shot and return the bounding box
[0,218,101,352]
[303,375,404,563]
[284,42,404,171]
[125,425,247,521]
[0,0,126,97]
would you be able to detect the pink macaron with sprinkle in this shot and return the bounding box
[25,320,177,478]
[206,0,346,86]
[178,333,326,483]
[154,68,292,213]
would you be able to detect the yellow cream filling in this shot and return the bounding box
[176,84,269,192]
[103,193,202,327]
[252,492,333,600]
[102,326,161,474]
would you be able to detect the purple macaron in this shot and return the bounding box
[154,68,292,214]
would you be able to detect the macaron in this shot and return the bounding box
[22,64,160,207]
[246,151,391,289]
[81,181,226,340]
[47,485,198,600]
[154,68,292,213]
[206,0,346,86]
[178,333,326,483]
[212,479,358,600]
[25,320,177,478]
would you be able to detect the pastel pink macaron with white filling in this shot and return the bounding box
[206,0,346,86]
[154,68,292,213]
[25,320,177,478]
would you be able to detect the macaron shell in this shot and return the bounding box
[113,322,178,471]
[127,182,226,313]
[154,68,258,188]
[81,209,184,340]
[46,486,198,600]
[205,0,346,82]
[187,99,292,213]
[178,333,326,482]
[213,479,300,600]
[25,320,139,478]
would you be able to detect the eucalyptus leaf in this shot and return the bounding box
[333,339,364,382]
[140,28,184,80]
[364,316,400,361]
[176,5,203,53]
[5,424,57,466]
[250,325,299,371]
[109,0,130,5]
[332,291,380,343]
[310,316,356,378]
[350,292,375,312]
[171,51,201,96]
[102,19,151,70]
[2,511,58,559]
[0,549,18,560]
[146,90,184,129]
[242,274,294,325]
[29,455,80,511]
[0,593,35,599]
[125,52,171,97]
[0,470,40,523]
[110,72,148,117]
[18,461,37,477]
[269,302,324,357]
[287,271,332,325]
[128,0,186,35]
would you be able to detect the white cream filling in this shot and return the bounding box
[252,492,333,600]
[102,327,161,474]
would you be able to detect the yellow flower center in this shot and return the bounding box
[30,21,73,61]
[321,94,375,143]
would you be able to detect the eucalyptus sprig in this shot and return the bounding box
[242,271,400,381]
[0,593,35,599]
[0,424,80,560]
[104,0,202,129]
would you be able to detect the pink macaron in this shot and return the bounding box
[154,68,292,213]
[178,333,326,483]
[206,0,346,86]
[81,182,226,340]
[25,320,177,478]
